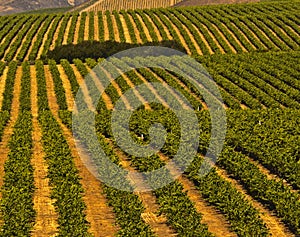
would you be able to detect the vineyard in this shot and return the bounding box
[0,0,299,236]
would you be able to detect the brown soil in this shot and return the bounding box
[118,14,131,43]
[57,65,75,111]
[50,18,63,51]
[136,13,152,42]
[221,22,247,52]
[30,65,58,236]
[134,70,170,108]
[0,66,22,198]
[127,13,143,43]
[3,22,27,60]
[162,70,209,110]
[238,21,268,50]
[245,154,298,194]
[158,153,236,237]
[146,68,191,110]
[102,14,110,42]
[84,13,89,41]
[174,0,259,7]
[94,12,99,41]
[118,72,151,110]
[211,23,237,53]
[142,12,163,41]
[249,20,279,50]
[37,18,56,59]
[85,65,114,110]
[99,66,131,110]
[111,14,121,42]
[170,12,204,55]
[107,141,177,237]
[230,22,257,50]
[62,16,73,45]
[44,65,120,237]
[155,12,191,54]
[0,66,8,109]
[201,23,225,53]
[70,64,96,111]
[73,14,82,44]
[216,168,294,237]
[149,13,172,40]
[25,20,46,61]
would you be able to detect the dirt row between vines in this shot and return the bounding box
[44,65,119,236]
[30,65,58,236]
[0,67,8,109]
[36,19,54,59]
[73,14,82,45]
[158,153,236,237]
[119,14,131,43]
[50,18,63,51]
[25,20,47,61]
[62,16,73,45]
[215,167,294,237]
[12,20,37,61]
[142,12,163,41]
[0,66,22,226]
[109,143,177,237]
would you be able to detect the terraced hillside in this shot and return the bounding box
[0,0,299,236]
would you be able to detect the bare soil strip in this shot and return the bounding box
[73,14,82,44]
[151,13,172,40]
[127,13,143,43]
[94,13,99,41]
[30,65,58,236]
[135,70,170,108]
[171,13,204,55]
[102,14,110,42]
[163,70,208,109]
[57,65,75,111]
[216,168,294,237]
[0,66,22,197]
[111,14,121,42]
[156,12,191,54]
[99,66,131,110]
[44,65,119,237]
[62,16,73,45]
[84,13,89,41]
[230,22,257,50]
[136,14,152,42]
[119,72,152,110]
[50,19,63,51]
[119,14,131,43]
[220,22,247,52]
[158,153,236,237]
[239,21,268,50]
[201,23,225,53]
[249,21,280,50]
[146,68,191,109]
[25,20,46,61]
[37,18,56,59]
[245,154,298,194]
[108,142,177,237]
[0,67,8,110]
[70,64,96,111]
[3,22,28,60]
[211,23,237,53]
[84,65,114,110]
[143,13,163,41]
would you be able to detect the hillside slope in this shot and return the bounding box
[0,0,87,15]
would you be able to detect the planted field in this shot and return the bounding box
[0,1,299,62]
[0,0,299,236]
